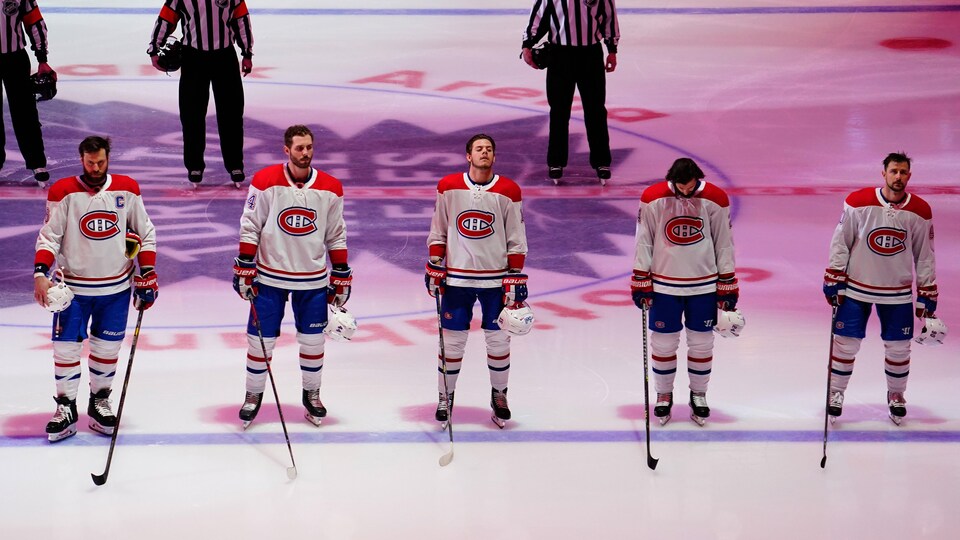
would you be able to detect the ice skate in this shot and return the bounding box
[490,387,511,429]
[654,392,673,426]
[303,388,326,426]
[596,166,611,186]
[689,391,710,427]
[46,395,78,443]
[828,390,844,424]
[548,166,563,186]
[88,388,117,436]
[888,391,906,426]
[435,391,454,430]
[239,391,263,429]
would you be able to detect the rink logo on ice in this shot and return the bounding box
[867,227,906,256]
[457,210,496,239]
[277,207,318,236]
[665,216,704,245]
[79,211,121,240]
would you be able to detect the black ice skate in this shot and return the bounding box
[888,391,907,426]
[303,388,327,426]
[46,395,78,443]
[828,390,844,424]
[491,387,511,429]
[435,391,454,430]
[689,391,710,427]
[654,392,673,426]
[88,388,117,436]
[239,391,263,430]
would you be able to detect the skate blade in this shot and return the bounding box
[89,421,115,436]
[829,415,838,425]
[690,414,706,427]
[551,178,560,186]
[889,414,904,426]
[305,412,323,426]
[47,425,78,442]
[241,420,253,430]
[491,415,506,429]
[439,420,449,431]
[658,415,671,426]
[599,177,607,187]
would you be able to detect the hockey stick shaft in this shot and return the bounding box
[436,292,454,466]
[820,304,839,468]
[91,308,144,486]
[250,300,298,479]
[641,305,659,470]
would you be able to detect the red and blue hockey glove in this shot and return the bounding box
[125,230,141,260]
[823,268,846,307]
[916,285,938,318]
[133,270,158,310]
[631,271,653,309]
[502,273,528,306]
[233,257,258,300]
[425,262,446,298]
[328,266,353,306]
[717,274,739,311]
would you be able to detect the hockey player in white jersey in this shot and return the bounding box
[232,125,351,428]
[33,136,158,442]
[631,158,739,426]
[823,152,941,425]
[425,134,529,429]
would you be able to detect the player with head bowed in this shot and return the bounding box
[232,125,354,428]
[823,152,944,425]
[33,136,158,442]
[631,157,741,427]
[425,133,531,429]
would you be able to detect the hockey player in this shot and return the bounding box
[631,157,738,426]
[232,125,350,428]
[425,134,529,429]
[33,136,158,442]
[823,152,939,425]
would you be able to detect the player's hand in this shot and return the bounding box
[916,285,938,318]
[630,271,653,309]
[150,55,164,72]
[521,48,538,70]
[823,268,846,307]
[37,62,56,79]
[34,275,53,308]
[328,266,353,306]
[233,257,258,300]
[605,53,617,73]
[502,273,528,306]
[717,274,739,311]
[241,57,253,76]
[425,262,446,298]
[133,270,159,310]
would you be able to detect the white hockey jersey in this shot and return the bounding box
[35,174,157,296]
[633,180,736,296]
[427,173,527,289]
[827,187,936,305]
[239,164,348,291]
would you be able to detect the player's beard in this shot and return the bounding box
[82,167,108,188]
[291,154,312,171]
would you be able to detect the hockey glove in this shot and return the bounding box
[716,274,739,311]
[502,273,529,306]
[328,266,353,306]
[133,270,158,310]
[425,262,446,298]
[125,230,142,260]
[916,284,938,318]
[823,268,847,307]
[233,257,258,300]
[630,271,653,309]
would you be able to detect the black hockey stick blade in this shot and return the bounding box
[647,455,659,470]
[820,455,827,469]
[91,472,108,486]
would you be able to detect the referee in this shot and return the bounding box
[522,0,619,184]
[148,0,254,188]
[1,0,54,185]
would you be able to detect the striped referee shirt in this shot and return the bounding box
[148,0,253,56]
[0,0,48,62]
[522,0,619,53]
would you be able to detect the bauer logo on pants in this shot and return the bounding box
[665,216,705,245]
[79,211,121,240]
[867,227,907,256]
[277,207,318,236]
[457,210,496,239]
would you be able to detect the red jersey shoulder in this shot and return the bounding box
[844,187,881,208]
[106,175,142,196]
[698,182,729,207]
[640,181,673,204]
[308,169,344,197]
[437,173,467,194]
[489,176,522,202]
[251,164,287,190]
[47,177,83,203]
[904,193,933,220]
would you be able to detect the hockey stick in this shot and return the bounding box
[91,308,144,486]
[250,300,298,480]
[436,292,454,467]
[640,305,659,470]
[820,304,839,469]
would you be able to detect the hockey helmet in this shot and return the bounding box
[44,269,74,313]
[497,302,535,336]
[156,37,184,72]
[30,71,57,102]
[714,309,745,338]
[531,43,551,70]
[914,317,947,346]
[325,304,357,342]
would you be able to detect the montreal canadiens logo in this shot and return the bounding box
[867,227,907,256]
[79,211,120,240]
[457,210,495,239]
[665,216,705,245]
[278,207,318,236]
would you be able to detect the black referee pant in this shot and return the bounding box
[545,43,611,170]
[0,49,46,171]
[179,46,245,174]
